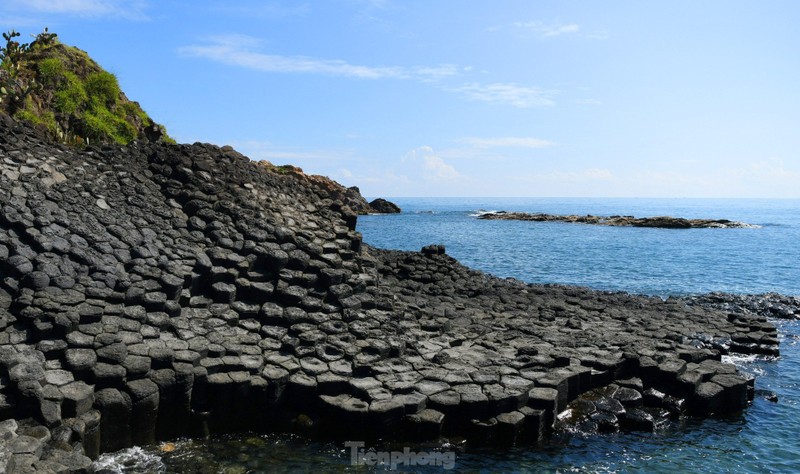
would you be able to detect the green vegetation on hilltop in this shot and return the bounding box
[0,28,172,146]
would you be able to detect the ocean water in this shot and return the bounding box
[357,198,800,297]
[105,198,800,473]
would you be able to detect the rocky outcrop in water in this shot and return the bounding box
[368,198,401,214]
[0,114,786,471]
[478,211,756,229]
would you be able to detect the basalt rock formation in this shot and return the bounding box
[0,113,785,472]
[255,162,397,215]
[684,293,800,320]
[478,211,756,229]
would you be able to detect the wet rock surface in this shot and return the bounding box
[0,114,791,470]
[683,293,800,320]
[477,211,756,229]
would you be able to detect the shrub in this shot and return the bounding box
[84,71,120,107]
[53,71,86,114]
[37,57,65,86]
[122,100,149,122]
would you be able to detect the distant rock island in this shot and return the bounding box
[368,198,401,214]
[477,211,757,229]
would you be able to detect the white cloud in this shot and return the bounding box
[6,0,149,19]
[586,31,610,40]
[727,158,800,180]
[404,146,463,182]
[231,140,340,163]
[353,0,390,8]
[339,168,354,179]
[180,37,558,109]
[526,168,613,183]
[0,15,40,28]
[458,137,554,149]
[209,3,311,19]
[422,155,460,181]
[515,21,580,38]
[623,158,800,198]
[179,35,459,81]
[448,82,556,108]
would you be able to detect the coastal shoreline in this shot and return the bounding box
[0,115,793,472]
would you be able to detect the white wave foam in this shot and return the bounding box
[469,210,500,217]
[722,354,759,365]
[722,354,771,376]
[91,446,165,473]
[725,222,762,229]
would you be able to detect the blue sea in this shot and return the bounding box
[106,198,800,473]
[358,198,800,297]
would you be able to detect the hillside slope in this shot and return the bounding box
[0,29,168,145]
[0,29,397,215]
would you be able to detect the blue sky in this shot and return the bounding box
[2,1,799,198]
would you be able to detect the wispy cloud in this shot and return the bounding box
[232,140,344,164]
[514,21,580,38]
[208,3,311,19]
[351,0,391,8]
[447,83,556,108]
[586,31,610,40]
[5,0,149,20]
[180,36,556,109]
[179,35,459,81]
[525,168,613,183]
[458,136,554,149]
[0,15,41,28]
[726,158,800,180]
[405,146,463,181]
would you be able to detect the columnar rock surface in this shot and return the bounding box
[0,115,782,470]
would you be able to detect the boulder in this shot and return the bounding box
[368,198,401,214]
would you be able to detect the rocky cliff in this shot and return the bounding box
[0,112,785,472]
[256,161,398,215]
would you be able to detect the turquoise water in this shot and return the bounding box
[107,198,800,473]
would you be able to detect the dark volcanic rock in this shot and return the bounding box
[683,292,800,320]
[368,198,401,214]
[477,211,756,229]
[0,114,788,467]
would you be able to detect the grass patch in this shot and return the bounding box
[36,56,65,86]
